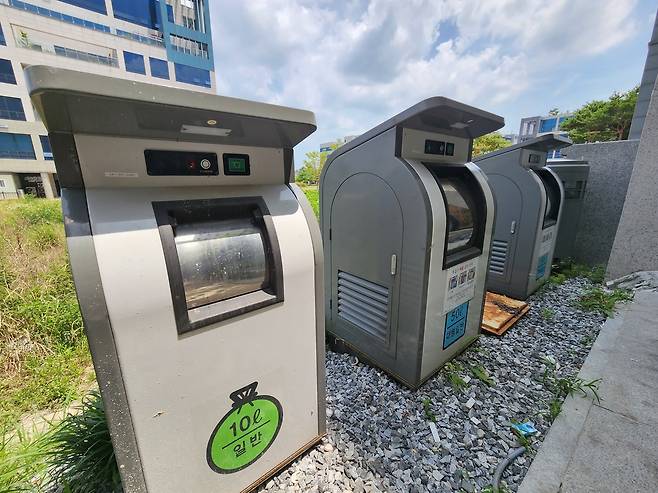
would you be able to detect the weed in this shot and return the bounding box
[470,365,495,387]
[555,376,602,404]
[547,398,562,422]
[547,272,566,285]
[580,334,595,347]
[577,287,633,317]
[540,307,555,320]
[510,427,532,449]
[422,398,436,422]
[553,259,606,284]
[43,391,121,493]
[447,373,467,391]
[443,362,468,391]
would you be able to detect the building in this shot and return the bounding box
[518,112,572,158]
[503,133,519,145]
[320,135,357,154]
[0,0,215,199]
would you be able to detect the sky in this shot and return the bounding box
[210,0,657,164]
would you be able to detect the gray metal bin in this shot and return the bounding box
[547,159,590,261]
[474,134,572,300]
[28,65,325,493]
[320,97,504,389]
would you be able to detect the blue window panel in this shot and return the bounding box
[112,0,159,29]
[0,96,26,121]
[539,117,557,133]
[39,135,54,160]
[149,57,169,79]
[124,51,146,74]
[174,63,211,88]
[0,24,5,46]
[0,59,16,84]
[557,116,570,129]
[0,133,36,159]
[166,4,174,23]
[59,0,107,14]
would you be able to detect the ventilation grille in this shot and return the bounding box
[337,271,390,342]
[489,240,508,275]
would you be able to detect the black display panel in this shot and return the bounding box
[223,153,251,176]
[424,139,446,155]
[528,153,541,164]
[145,150,219,176]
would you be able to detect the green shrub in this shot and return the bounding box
[44,392,122,493]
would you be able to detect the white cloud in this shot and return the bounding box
[210,0,640,158]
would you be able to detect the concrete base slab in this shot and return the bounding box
[519,289,658,493]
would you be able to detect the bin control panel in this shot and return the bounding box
[145,150,219,176]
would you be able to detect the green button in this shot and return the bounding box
[228,158,246,172]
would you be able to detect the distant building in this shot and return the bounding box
[0,0,215,199]
[320,135,357,154]
[503,133,519,145]
[519,112,572,158]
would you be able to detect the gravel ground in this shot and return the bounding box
[260,278,606,492]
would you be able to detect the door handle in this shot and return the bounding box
[510,221,516,234]
[390,254,397,276]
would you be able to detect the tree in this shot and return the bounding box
[560,86,639,143]
[472,132,511,157]
[548,108,560,116]
[295,142,340,184]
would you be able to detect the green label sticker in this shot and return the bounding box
[207,382,283,474]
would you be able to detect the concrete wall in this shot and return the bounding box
[560,140,639,267]
[607,78,658,279]
[629,11,658,139]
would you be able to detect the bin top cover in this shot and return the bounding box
[26,65,316,149]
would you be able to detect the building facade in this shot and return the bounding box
[518,112,572,158]
[0,0,215,199]
[320,135,357,154]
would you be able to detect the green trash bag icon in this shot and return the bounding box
[207,381,283,473]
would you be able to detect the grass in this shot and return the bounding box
[550,259,606,285]
[300,185,319,218]
[421,398,436,423]
[0,197,93,429]
[0,425,53,492]
[470,365,495,387]
[577,287,634,317]
[443,362,468,391]
[43,392,121,493]
[540,307,555,320]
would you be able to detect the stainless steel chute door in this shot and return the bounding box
[487,174,522,283]
[330,173,402,356]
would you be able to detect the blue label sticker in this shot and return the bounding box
[443,301,468,349]
[536,253,549,279]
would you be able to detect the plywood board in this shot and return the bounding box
[481,292,530,336]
